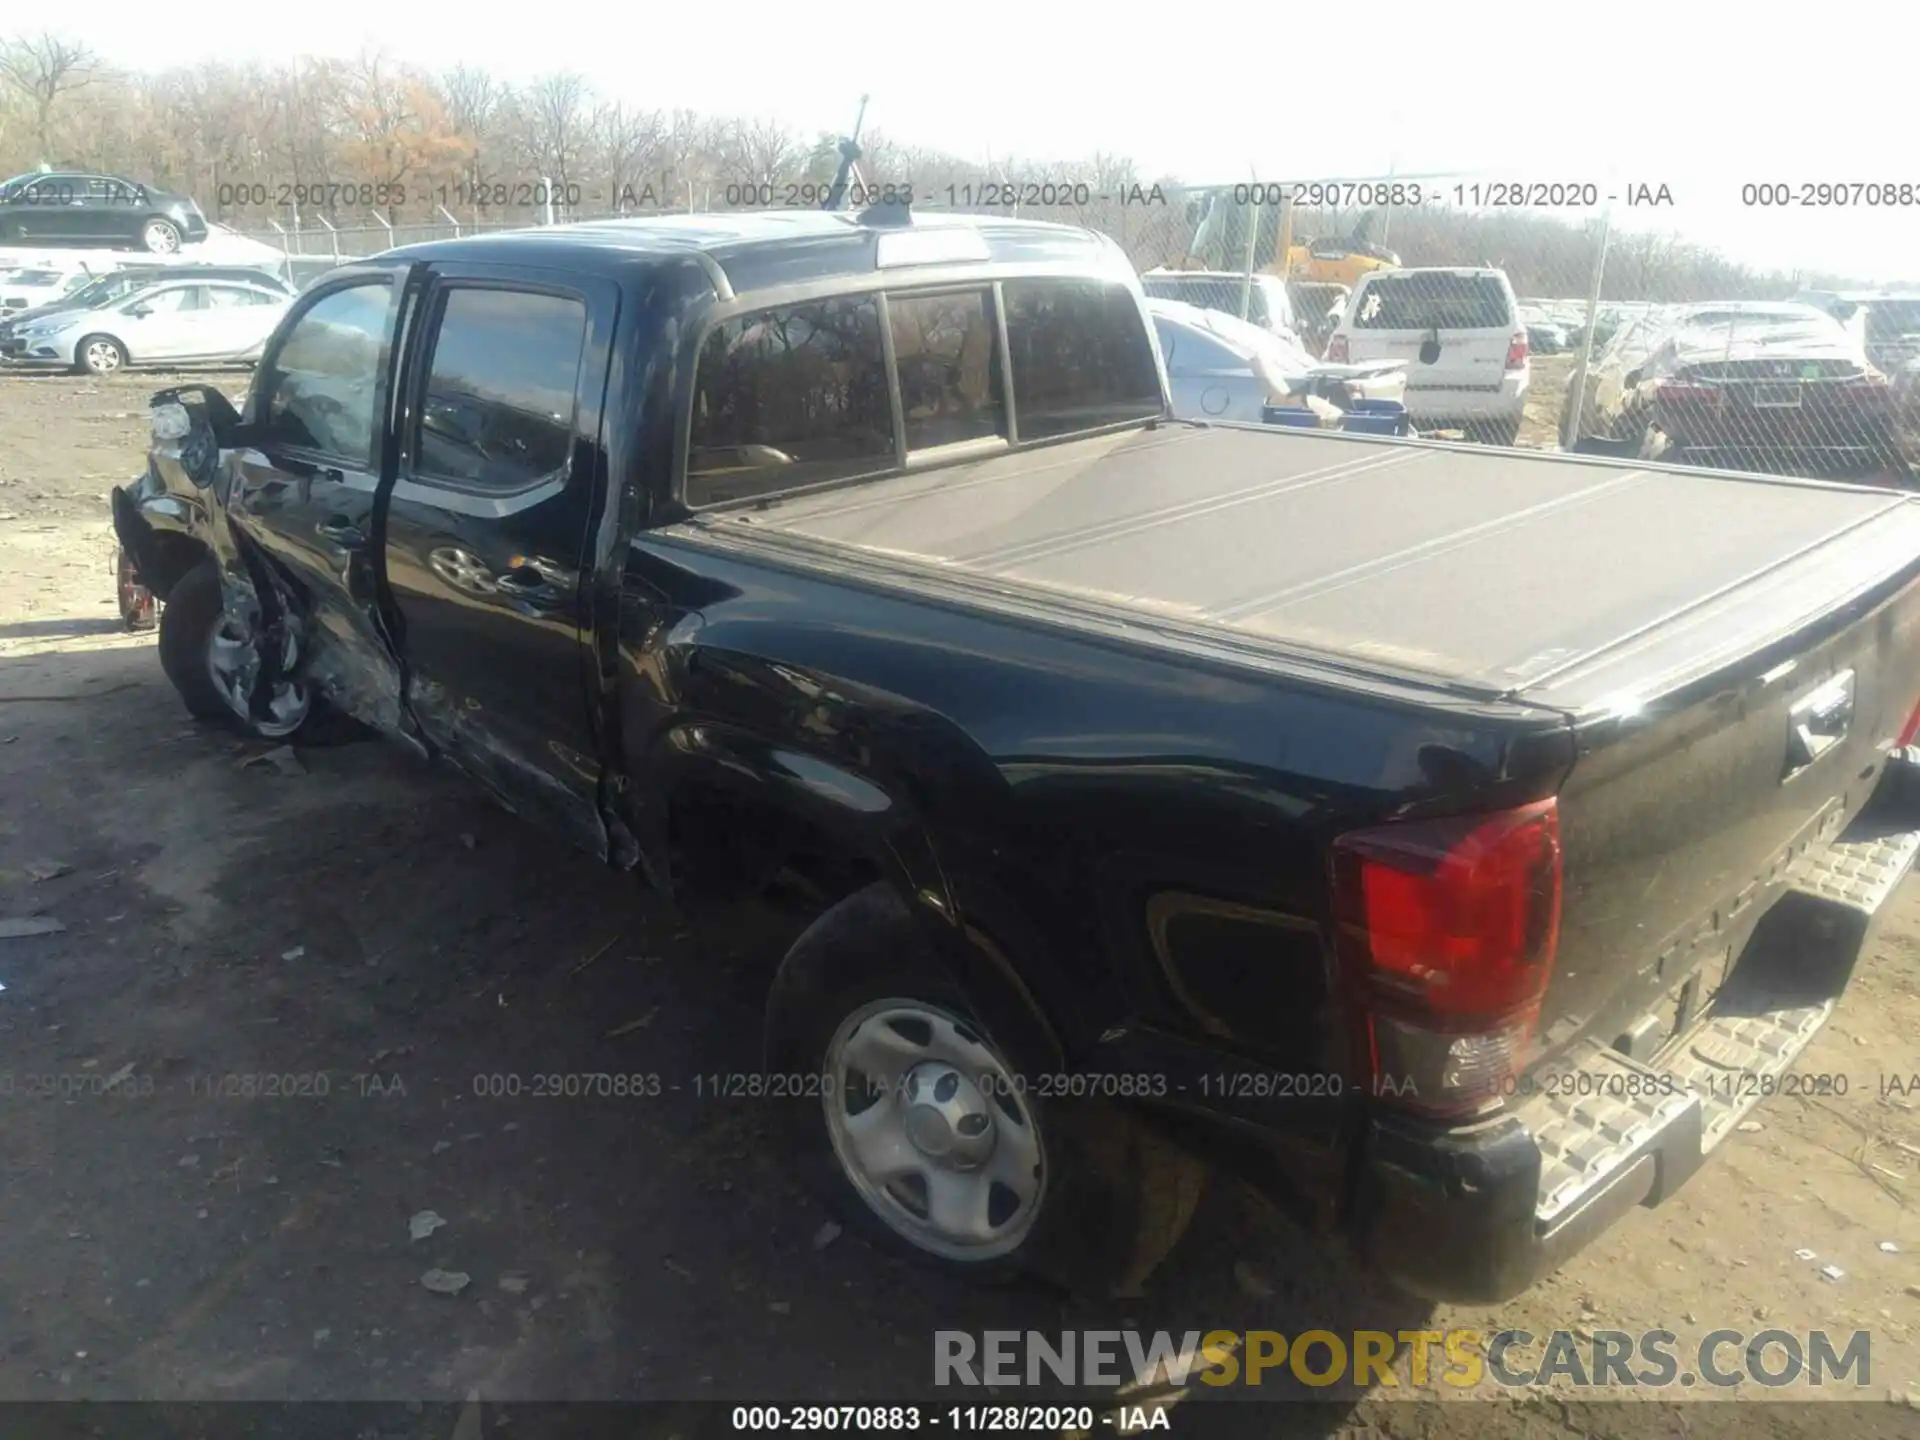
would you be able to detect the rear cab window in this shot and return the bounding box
[685,275,1160,508]
[410,286,588,494]
[1353,272,1513,330]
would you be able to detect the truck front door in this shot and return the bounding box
[378,263,617,857]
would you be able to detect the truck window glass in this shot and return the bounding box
[1002,278,1162,439]
[687,295,893,506]
[1354,273,1511,330]
[888,290,1006,452]
[414,287,587,494]
[257,279,392,464]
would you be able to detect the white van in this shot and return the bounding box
[1325,266,1529,444]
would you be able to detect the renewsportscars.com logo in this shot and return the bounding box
[933,1328,1874,1391]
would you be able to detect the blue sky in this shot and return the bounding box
[52,0,1920,282]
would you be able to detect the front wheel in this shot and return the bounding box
[765,883,1208,1296]
[158,561,312,738]
[75,334,128,376]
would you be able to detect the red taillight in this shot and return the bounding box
[1505,333,1528,370]
[1331,799,1562,1116]
[1325,334,1349,363]
[1897,696,1920,749]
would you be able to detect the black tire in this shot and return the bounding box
[765,882,1208,1298]
[157,561,237,722]
[74,334,128,377]
[155,561,368,744]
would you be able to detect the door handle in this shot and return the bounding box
[315,515,366,549]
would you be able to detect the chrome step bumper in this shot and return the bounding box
[1522,824,1919,1229]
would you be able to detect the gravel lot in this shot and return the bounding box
[1,366,1917,1437]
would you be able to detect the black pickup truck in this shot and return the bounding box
[112,208,1920,1303]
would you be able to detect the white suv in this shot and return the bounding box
[1325,266,1528,444]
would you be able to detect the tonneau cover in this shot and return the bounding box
[709,425,1920,712]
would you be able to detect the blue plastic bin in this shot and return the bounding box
[1261,407,1321,429]
[1340,400,1410,437]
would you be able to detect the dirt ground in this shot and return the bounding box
[2,366,1919,1437]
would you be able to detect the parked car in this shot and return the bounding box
[1139,269,1301,344]
[0,265,294,354]
[1147,297,1405,424]
[3,276,291,374]
[1526,320,1569,355]
[0,264,96,316]
[1563,300,1897,472]
[1326,265,1529,444]
[113,210,1920,1306]
[1798,294,1920,376]
[0,171,210,253]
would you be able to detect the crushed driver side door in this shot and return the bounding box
[224,260,425,738]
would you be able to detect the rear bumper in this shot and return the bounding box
[1401,380,1528,424]
[1350,817,1919,1302]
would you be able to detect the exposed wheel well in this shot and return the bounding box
[141,531,214,603]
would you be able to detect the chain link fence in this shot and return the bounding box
[229,173,1918,481]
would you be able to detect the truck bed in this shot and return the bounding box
[705,424,1920,715]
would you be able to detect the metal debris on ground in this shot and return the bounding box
[281,946,305,961]
[1736,1120,1763,1133]
[26,860,72,882]
[1794,1248,1818,1261]
[1880,1241,1901,1253]
[432,1140,453,1155]
[604,1009,658,1037]
[409,1210,448,1242]
[1820,1264,1846,1282]
[497,1273,530,1294]
[420,1268,471,1296]
[242,745,305,776]
[0,916,66,938]
[811,1221,842,1251]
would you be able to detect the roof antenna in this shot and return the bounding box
[822,94,870,212]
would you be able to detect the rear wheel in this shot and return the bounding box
[765,883,1208,1297]
[141,218,182,254]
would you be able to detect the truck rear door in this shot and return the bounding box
[375,262,618,857]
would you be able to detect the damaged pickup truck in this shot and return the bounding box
[112,208,1920,1302]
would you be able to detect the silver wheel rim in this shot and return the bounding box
[144,220,179,253]
[822,998,1045,1261]
[206,614,309,738]
[85,340,121,373]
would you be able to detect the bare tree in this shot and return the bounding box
[0,32,97,161]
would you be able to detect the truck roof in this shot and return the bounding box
[382,210,1126,298]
